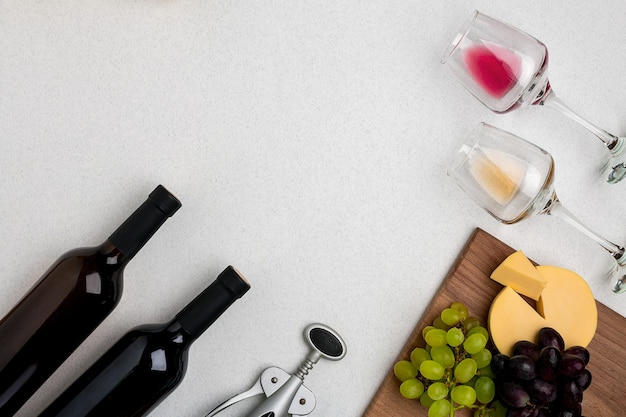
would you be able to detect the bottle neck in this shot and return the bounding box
[107,185,181,264]
[175,266,250,342]
[96,241,128,271]
[160,320,195,348]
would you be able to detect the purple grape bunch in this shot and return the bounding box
[491,327,592,417]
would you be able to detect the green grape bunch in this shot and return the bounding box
[393,302,506,417]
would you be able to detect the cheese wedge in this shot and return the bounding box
[488,287,546,355]
[489,265,597,355]
[490,251,546,300]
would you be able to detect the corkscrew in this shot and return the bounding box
[204,323,346,417]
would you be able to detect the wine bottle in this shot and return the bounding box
[38,265,251,417]
[0,185,182,416]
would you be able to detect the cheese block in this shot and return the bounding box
[536,265,598,348]
[490,251,546,300]
[489,265,597,355]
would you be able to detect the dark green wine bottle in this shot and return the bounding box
[0,185,181,416]
[38,266,250,417]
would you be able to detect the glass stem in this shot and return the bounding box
[538,90,621,151]
[544,193,626,265]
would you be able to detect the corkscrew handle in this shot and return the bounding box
[306,324,346,360]
[296,324,347,379]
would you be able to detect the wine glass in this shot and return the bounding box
[448,122,626,293]
[441,11,626,184]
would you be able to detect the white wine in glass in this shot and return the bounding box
[449,123,626,293]
[442,11,626,184]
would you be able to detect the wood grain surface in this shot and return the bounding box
[363,228,625,417]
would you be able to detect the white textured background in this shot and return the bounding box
[1,1,625,416]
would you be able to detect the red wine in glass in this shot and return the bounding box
[464,44,521,100]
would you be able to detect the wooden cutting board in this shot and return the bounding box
[363,228,625,417]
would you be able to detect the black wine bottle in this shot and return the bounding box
[38,265,251,417]
[0,185,181,416]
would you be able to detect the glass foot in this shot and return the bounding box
[607,162,626,184]
[614,274,626,293]
[606,261,626,293]
[605,137,626,184]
